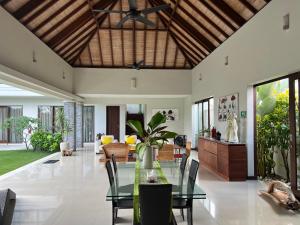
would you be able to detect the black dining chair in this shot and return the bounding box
[111,154,134,193]
[105,160,133,225]
[139,184,177,225]
[173,159,199,225]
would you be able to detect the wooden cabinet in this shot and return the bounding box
[198,137,247,181]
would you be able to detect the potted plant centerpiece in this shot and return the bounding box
[127,112,177,169]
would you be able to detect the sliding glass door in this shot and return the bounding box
[83,106,94,142]
[192,97,214,148]
[289,73,300,197]
[0,106,9,143]
[9,106,23,143]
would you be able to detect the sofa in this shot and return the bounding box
[0,189,16,225]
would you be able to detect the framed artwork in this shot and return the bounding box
[217,93,239,121]
[152,108,179,121]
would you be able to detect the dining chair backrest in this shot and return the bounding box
[187,160,199,199]
[139,184,173,225]
[180,153,188,175]
[157,144,174,161]
[111,154,119,188]
[105,160,117,198]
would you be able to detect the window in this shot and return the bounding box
[192,98,214,147]
[38,106,63,133]
[0,105,23,143]
[83,106,95,142]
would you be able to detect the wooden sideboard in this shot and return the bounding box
[198,137,247,181]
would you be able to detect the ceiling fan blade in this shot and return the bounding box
[135,16,155,27]
[92,9,128,13]
[128,0,137,9]
[116,14,131,28]
[141,4,170,15]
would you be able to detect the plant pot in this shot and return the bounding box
[143,146,154,169]
[60,142,69,152]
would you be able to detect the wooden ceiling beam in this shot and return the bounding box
[69,0,118,65]
[133,21,136,63]
[150,0,194,68]
[239,0,258,14]
[173,46,178,68]
[200,0,237,31]
[170,0,222,44]
[47,0,114,48]
[163,0,180,68]
[153,13,159,66]
[0,0,11,6]
[185,0,229,38]
[151,0,215,52]
[55,21,96,53]
[23,0,59,25]
[87,43,93,66]
[61,28,96,57]
[159,14,207,57]
[72,65,191,70]
[107,13,114,66]
[209,0,246,27]
[143,0,148,67]
[13,0,44,20]
[32,0,76,33]
[40,1,87,40]
[120,0,125,67]
[171,30,203,60]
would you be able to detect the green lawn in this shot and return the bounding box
[0,150,52,175]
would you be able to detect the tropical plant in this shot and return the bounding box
[54,108,71,141]
[30,130,62,152]
[127,112,177,159]
[2,116,38,150]
[256,81,291,182]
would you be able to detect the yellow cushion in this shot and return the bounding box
[102,136,113,145]
[125,135,136,145]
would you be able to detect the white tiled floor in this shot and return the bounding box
[0,149,299,225]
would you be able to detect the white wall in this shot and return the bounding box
[85,97,186,142]
[0,97,63,118]
[191,0,300,176]
[0,7,73,93]
[74,68,191,96]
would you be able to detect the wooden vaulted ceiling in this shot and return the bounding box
[1,0,272,69]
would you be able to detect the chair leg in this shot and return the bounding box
[180,208,185,220]
[112,207,115,225]
[187,206,193,225]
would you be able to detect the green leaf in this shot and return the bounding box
[127,120,144,137]
[150,126,168,135]
[147,112,166,131]
[160,131,177,139]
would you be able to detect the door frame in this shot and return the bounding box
[253,72,300,197]
[288,72,300,198]
[106,106,120,140]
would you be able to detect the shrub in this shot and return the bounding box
[30,130,62,152]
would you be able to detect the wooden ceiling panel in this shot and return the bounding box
[1,0,271,69]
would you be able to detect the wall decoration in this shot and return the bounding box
[152,108,178,121]
[217,93,239,121]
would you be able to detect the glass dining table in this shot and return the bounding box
[106,160,206,222]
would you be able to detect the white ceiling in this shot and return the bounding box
[0,83,43,96]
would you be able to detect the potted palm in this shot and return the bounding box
[127,112,177,169]
[55,109,72,152]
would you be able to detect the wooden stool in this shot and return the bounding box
[62,149,73,156]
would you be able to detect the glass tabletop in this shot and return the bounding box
[106,161,206,201]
